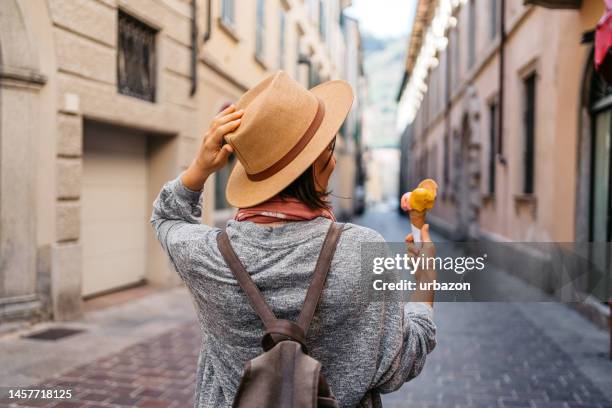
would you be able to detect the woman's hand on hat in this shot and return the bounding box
[182,105,244,191]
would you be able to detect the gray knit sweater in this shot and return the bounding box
[150,177,436,408]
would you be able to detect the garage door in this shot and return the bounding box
[81,123,148,297]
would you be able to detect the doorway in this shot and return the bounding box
[588,72,612,301]
[81,122,149,297]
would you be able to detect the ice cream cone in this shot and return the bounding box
[409,209,426,245]
[403,179,438,245]
[409,210,427,229]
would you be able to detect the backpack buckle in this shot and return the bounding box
[261,320,308,353]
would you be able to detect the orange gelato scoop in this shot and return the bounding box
[417,178,438,192]
[400,179,438,212]
[408,187,436,212]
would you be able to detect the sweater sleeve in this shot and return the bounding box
[372,299,436,394]
[150,176,217,278]
[356,230,437,395]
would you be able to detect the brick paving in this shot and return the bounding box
[1,210,610,408]
[0,324,201,408]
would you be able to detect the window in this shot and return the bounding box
[442,49,449,102]
[523,73,537,194]
[255,0,265,60]
[309,64,320,88]
[490,0,498,40]
[434,67,440,116]
[451,27,460,89]
[295,32,302,83]
[432,144,439,183]
[308,0,317,21]
[117,10,157,102]
[488,101,498,195]
[443,132,450,191]
[215,155,236,210]
[319,0,326,41]
[221,0,235,27]
[468,0,476,68]
[279,10,286,69]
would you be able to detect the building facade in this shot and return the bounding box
[397,0,610,302]
[0,0,363,326]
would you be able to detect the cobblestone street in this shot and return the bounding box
[0,324,200,408]
[0,211,611,408]
[357,210,612,408]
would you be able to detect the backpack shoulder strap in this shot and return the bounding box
[296,222,344,334]
[216,231,276,328]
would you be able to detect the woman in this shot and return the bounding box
[151,72,436,407]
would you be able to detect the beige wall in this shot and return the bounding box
[0,0,362,324]
[402,0,603,242]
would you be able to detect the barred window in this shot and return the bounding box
[117,10,157,102]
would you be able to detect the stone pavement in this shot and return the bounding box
[0,210,610,408]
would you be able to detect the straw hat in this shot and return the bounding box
[224,71,354,208]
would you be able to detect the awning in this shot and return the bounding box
[523,0,581,8]
[595,0,612,82]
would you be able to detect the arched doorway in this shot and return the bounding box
[453,87,482,240]
[455,117,472,239]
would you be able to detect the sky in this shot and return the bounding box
[344,0,416,39]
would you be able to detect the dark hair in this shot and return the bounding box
[279,137,336,210]
[279,166,330,210]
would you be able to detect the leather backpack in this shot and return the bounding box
[216,223,344,408]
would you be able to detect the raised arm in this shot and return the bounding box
[150,105,243,256]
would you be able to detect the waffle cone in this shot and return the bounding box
[409,210,427,229]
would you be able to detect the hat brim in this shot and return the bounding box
[225,80,354,208]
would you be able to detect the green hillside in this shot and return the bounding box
[362,34,407,148]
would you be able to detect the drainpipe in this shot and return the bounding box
[190,0,198,96]
[498,0,507,165]
[444,23,452,197]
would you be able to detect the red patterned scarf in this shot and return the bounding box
[234,196,335,224]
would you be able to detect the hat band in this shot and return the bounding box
[246,98,326,182]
